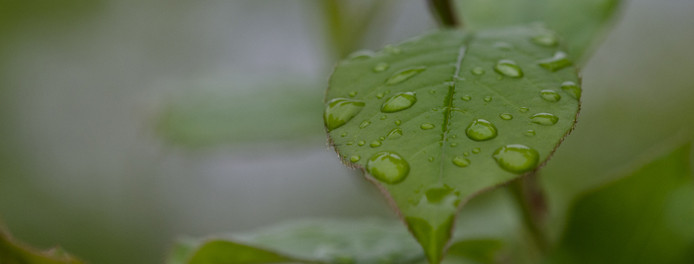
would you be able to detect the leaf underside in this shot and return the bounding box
[550,143,694,264]
[325,26,580,263]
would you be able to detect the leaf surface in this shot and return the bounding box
[324,26,580,263]
[549,143,694,264]
[454,0,621,63]
[0,227,83,264]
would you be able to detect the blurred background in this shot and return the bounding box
[0,0,692,263]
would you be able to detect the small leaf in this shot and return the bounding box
[550,143,694,263]
[325,26,580,262]
[445,239,504,264]
[455,0,621,63]
[0,227,84,264]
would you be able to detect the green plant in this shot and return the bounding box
[2,1,694,264]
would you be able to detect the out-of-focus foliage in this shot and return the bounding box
[0,227,83,264]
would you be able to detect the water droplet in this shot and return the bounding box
[359,120,371,128]
[493,144,539,173]
[429,89,436,94]
[384,45,401,54]
[386,67,426,85]
[378,136,385,141]
[500,113,513,120]
[428,156,435,162]
[394,120,402,126]
[376,92,385,99]
[347,50,375,60]
[388,128,403,139]
[370,141,382,148]
[450,143,458,147]
[532,33,558,47]
[381,92,417,113]
[366,152,409,184]
[525,130,536,136]
[350,155,360,162]
[358,140,366,146]
[483,96,493,102]
[452,156,470,167]
[540,89,561,102]
[471,67,485,76]
[348,91,358,97]
[324,98,365,131]
[472,148,481,154]
[531,113,559,125]
[538,51,572,72]
[461,95,471,101]
[494,42,513,50]
[465,119,498,141]
[380,115,387,120]
[420,123,435,130]
[561,81,582,99]
[494,60,523,78]
[519,107,529,113]
[463,152,469,156]
[373,62,390,72]
[425,185,456,203]
[340,132,347,137]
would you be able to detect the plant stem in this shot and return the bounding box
[509,174,549,254]
[427,0,461,28]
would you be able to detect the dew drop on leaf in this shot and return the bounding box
[359,120,372,129]
[370,141,382,148]
[452,156,470,168]
[494,60,524,78]
[561,81,582,99]
[358,140,366,146]
[349,91,358,97]
[394,120,402,126]
[366,152,410,184]
[381,92,417,113]
[420,123,435,130]
[538,51,572,71]
[500,113,513,120]
[373,62,390,72]
[519,107,529,113]
[347,50,375,61]
[350,155,360,162]
[483,96,493,102]
[387,128,403,139]
[465,119,498,141]
[472,147,481,154]
[540,89,561,102]
[525,129,536,136]
[471,67,485,76]
[493,144,539,173]
[461,95,472,101]
[324,98,365,131]
[385,67,426,85]
[532,33,559,47]
[531,113,559,125]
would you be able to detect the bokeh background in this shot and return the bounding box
[0,0,692,263]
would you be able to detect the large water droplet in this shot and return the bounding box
[561,81,582,99]
[500,113,513,120]
[350,155,360,162]
[386,67,426,85]
[359,120,372,128]
[540,89,561,102]
[373,62,390,72]
[381,92,417,113]
[471,67,485,76]
[387,128,403,139]
[493,144,539,173]
[465,119,498,141]
[324,98,365,131]
[531,113,559,125]
[532,33,558,47]
[538,51,572,72]
[366,152,409,184]
[420,123,435,130]
[494,60,524,78]
[452,156,470,168]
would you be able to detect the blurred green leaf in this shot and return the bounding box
[325,26,579,263]
[549,143,694,264]
[155,81,324,149]
[0,227,83,264]
[443,239,504,264]
[454,0,621,63]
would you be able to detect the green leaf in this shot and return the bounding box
[444,239,504,264]
[454,0,621,63]
[0,227,83,264]
[549,143,694,264]
[168,219,428,264]
[324,26,580,263]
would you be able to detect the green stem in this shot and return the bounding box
[427,0,461,28]
[509,174,549,254]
